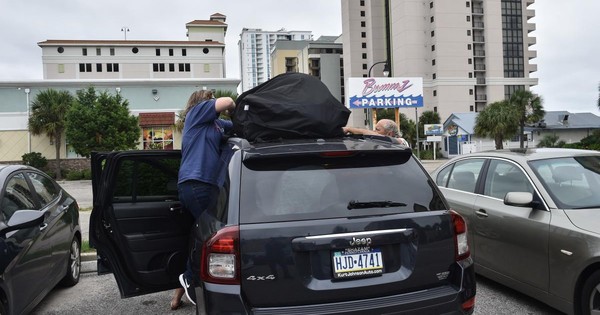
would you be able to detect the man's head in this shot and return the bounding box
[374,119,400,137]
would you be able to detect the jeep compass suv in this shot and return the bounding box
[90,135,475,314]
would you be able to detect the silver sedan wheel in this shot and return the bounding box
[69,239,81,280]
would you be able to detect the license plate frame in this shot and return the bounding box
[332,247,384,280]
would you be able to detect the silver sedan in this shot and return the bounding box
[431,148,600,315]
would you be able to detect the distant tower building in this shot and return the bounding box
[342,0,538,127]
[38,13,228,80]
[238,28,313,91]
[271,36,344,102]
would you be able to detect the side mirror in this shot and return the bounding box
[0,210,45,238]
[504,192,534,207]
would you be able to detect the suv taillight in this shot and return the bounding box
[450,210,470,261]
[200,226,240,285]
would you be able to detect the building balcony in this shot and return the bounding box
[472,8,484,15]
[526,9,535,20]
[474,64,486,71]
[529,64,538,73]
[473,36,485,43]
[527,22,536,33]
[476,78,486,85]
[527,36,536,46]
[474,50,486,57]
[475,94,487,101]
[473,22,485,29]
[285,60,297,67]
[529,49,537,59]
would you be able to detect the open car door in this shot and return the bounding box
[90,150,192,297]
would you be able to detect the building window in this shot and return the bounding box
[432,45,435,51]
[110,48,115,56]
[432,59,436,66]
[169,63,175,72]
[467,30,472,36]
[107,63,119,72]
[96,63,102,72]
[57,47,64,53]
[363,74,368,78]
[58,64,64,73]
[433,90,437,96]
[431,31,435,37]
[204,64,210,72]
[361,32,366,38]
[361,21,366,27]
[430,2,433,8]
[179,64,184,72]
[143,127,174,150]
[470,105,474,111]
[469,89,474,95]
[96,48,101,56]
[82,48,87,56]
[185,63,191,72]
[156,48,161,56]
[362,53,367,59]
[468,58,472,64]
[467,16,471,22]
[132,47,139,54]
[182,48,187,56]
[434,106,438,112]
[433,73,437,79]
[360,0,365,5]
[467,44,472,50]
[360,11,365,17]
[362,42,367,48]
[430,16,434,23]
[169,48,174,56]
[468,72,473,78]
[362,64,368,70]
[466,1,470,7]
[79,63,92,72]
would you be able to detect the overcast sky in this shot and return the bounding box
[0,0,598,114]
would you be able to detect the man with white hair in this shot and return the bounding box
[343,119,410,147]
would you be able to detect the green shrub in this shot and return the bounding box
[22,152,48,169]
[82,169,92,180]
[66,170,84,180]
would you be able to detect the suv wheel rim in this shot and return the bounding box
[70,239,81,279]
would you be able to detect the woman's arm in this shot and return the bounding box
[215,97,235,113]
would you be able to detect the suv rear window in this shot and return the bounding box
[240,153,445,223]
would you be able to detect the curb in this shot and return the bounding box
[81,252,97,274]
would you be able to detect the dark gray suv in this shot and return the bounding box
[90,135,476,314]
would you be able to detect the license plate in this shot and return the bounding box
[332,247,384,279]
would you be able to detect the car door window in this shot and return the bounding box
[2,173,37,221]
[436,165,452,187]
[483,160,534,199]
[27,172,59,208]
[447,159,485,193]
[113,157,180,203]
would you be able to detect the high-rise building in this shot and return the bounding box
[38,13,228,80]
[238,28,313,91]
[342,0,538,127]
[271,36,344,101]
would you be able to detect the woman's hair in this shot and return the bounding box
[183,90,214,117]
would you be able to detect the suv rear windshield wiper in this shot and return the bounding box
[347,200,407,210]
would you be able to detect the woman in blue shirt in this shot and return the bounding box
[172,89,234,309]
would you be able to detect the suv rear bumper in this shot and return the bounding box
[196,260,475,315]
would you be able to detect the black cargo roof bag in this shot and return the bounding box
[232,72,351,141]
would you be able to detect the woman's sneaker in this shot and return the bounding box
[179,274,197,305]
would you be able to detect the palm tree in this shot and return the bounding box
[29,89,74,180]
[509,89,545,149]
[537,134,565,148]
[474,100,519,149]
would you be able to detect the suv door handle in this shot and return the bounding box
[475,209,488,217]
[170,204,183,213]
[40,223,48,231]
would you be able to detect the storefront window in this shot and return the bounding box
[143,127,174,150]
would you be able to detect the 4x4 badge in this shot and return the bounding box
[350,237,372,246]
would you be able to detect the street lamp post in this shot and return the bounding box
[121,26,130,40]
[366,61,391,128]
[24,88,31,153]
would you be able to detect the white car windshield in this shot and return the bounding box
[530,156,600,209]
